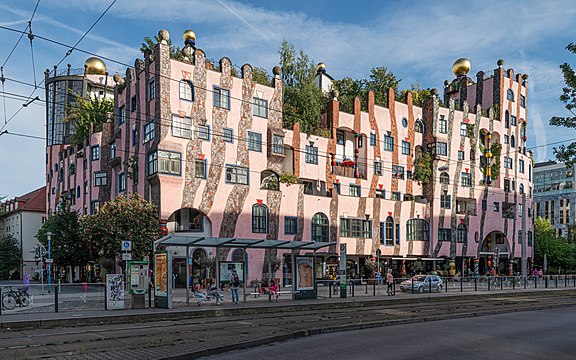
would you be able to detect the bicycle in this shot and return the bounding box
[2,287,30,310]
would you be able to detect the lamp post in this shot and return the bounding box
[376,249,381,285]
[46,231,52,294]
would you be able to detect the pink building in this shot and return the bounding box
[45,31,533,284]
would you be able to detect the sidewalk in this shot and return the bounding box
[1,286,574,330]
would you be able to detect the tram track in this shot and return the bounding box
[2,291,576,359]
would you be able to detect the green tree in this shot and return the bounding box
[550,43,576,165]
[0,234,20,280]
[140,35,183,61]
[400,83,438,107]
[64,95,113,146]
[279,40,325,133]
[413,152,432,185]
[252,66,271,87]
[81,194,161,259]
[332,67,400,112]
[37,204,90,268]
[534,217,576,272]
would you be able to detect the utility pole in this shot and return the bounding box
[521,193,527,278]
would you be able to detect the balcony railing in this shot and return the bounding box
[332,164,367,180]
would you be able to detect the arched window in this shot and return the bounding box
[415,119,424,133]
[311,212,329,242]
[385,216,394,246]
[457,223,467,243]
[76,185,81,198]
[505,110,510,128]
[406,219,429,241]
[175,208,204,232]
[179,80,194,101]
[232,249,244,262]
[507,89,514,101]
[519,183,525,194]
[252,204,268,233]
[440,172,450,184]
[510,135,515,148]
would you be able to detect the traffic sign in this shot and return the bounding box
[121,241,132,252]
[122,253,132,261]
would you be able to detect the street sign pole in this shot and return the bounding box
[47,232,52,294]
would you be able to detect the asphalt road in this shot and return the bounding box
[211,306,576,360]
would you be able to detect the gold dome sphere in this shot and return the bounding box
[317,62,326,71]
[84,57,106,75]
[452,58,471,77]
[183,29,196,43]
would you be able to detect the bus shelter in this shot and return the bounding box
[155,234,336,304]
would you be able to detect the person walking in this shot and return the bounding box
[386,269,394,296]
[230,269,240,304]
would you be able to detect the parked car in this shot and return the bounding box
[400,275,443,293]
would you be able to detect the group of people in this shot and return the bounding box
[192,269,282,305]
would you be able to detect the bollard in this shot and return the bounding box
[393,281,396,295]
[565,276,568,288]
[429,279,432,294]
[329,282,332,298]
[148,283,152,308]
[412,280,414,294]
[535,277,537,288]
[524,277,527,289]
[373,281,376,296]
[474,278,477,291]
[365,282,368,295]
[488,278,491,291]
[513,277,515,290]
[55,286,59,313]
[545,277,548,288]
[0,287,2,316]
[352,281,355,297]
[555,276,558,288]
[445,279,448,292]
[460,278,463,293]
[500,277,503,290]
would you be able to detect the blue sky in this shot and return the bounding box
[0,0,575,198]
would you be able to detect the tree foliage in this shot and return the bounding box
[140,35,183,61]
[81,194,161,259]
[413,151,432,185]
[400,83,439,107]
[534,217,576,272]
[550,43,576,165]
[279,40,325,133]
[64,95,113,146]
[332,67,401,113]
[37,204,90,267]
[252,67,271,87]
[0,234,20,280]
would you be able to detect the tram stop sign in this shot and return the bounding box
[121,241,132,252]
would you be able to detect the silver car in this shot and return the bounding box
[400,275,443,293]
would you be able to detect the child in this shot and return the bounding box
[269,280,280,302]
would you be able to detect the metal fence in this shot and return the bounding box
[2,275,575,315]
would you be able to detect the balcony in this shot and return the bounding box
[332,163,367,180]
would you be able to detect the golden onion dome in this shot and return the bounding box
[183,29,196,43]
[452,58,471,77]
[84,57,106,75]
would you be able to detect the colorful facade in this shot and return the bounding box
[45,29,533,282]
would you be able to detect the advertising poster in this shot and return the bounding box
[219,262,244,284]
[106,274,125,310]
[155,253,168,297]
[296,257,314,291]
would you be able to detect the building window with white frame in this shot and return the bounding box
[253,97,268,118]
[197,125,210,141]
[441,194,451,208]
[223,128,233,143]
[213,86,230,109]
[158,150,181,175]
[94,171,107,186]
[305,145,318,164]
[402,141,411,155]
[143,122,155,143]
[383,135,394,151]
[439,116,447,133]
[225,165,249,185]
[248,131,262,152]
[461,172,472,187]
[118,172,126,193]
[195,159,207,179]
[147,80,156,101]
[272,135,284,154]
[374,161,382,175]
[179,80,194,101]
[172,115,192,138]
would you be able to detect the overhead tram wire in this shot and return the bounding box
[0,80,551,177]
[0,126,551,196]
[0,0,117,133]
[0,21,536,167]
[0,0,41,125]
[0,72,540,171]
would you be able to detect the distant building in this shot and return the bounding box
[534,160,575,237]
[0,186,46,278]
[45,29,534,283]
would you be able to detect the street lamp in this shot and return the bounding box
[376,249,382,285]
[46,231,53,293]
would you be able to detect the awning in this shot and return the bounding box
[156,234,336,251]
